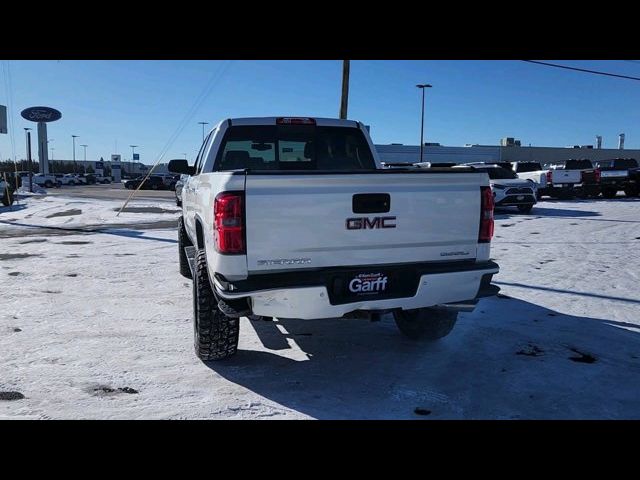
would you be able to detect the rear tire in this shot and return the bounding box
[517,204,534,214]
[602,188,617,199]
[178,216,192,279]
[393,308,458,340]
[624,186,638,197]
[44,180,53,188]
[193,249,239,361]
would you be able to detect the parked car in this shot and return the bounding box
[92,174,112,184]
[546,159,600,199]
[169,116,500,361]
[20,172,60,188]
[462,163,537,213]
[55,174,80,186]
[511,161,549,199]
[1,178,14,206]
[124,175,166,190]
[595,158,639,198]
[174,174,188,206]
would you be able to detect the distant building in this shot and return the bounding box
[375,139,640,166]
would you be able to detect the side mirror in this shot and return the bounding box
[168,159,195,175]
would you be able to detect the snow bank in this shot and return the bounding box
[17,184,47,195]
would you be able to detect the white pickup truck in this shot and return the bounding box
[511,162,549,199]
[169,117,500,361]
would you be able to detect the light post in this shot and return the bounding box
[24,128,33,192]
[198,122,209,142]
[47,139,54,171]
[80,144,88,174]
[129,145,138,178]
[416,84,432,164]
[72,134,79,174]
[182,153,187,160]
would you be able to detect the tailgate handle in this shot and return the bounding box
[352,193,391,214]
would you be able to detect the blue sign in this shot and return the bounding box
[21,106,62,123]
[133,153,140,160]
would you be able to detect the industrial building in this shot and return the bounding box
[375,134,640,166]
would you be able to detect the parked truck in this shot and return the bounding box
[545,159,600,199]
[169,117,500,361]
[595,158,639,198]
[511,161,549,199]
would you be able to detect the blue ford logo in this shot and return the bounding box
[21,106,62,123]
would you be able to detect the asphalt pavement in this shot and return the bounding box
[45,182,176,203]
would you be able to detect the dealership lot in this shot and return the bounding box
[1,192,640,419]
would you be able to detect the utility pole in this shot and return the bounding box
[72,134,79,174]
[339,60,350,119]
[416,84,432,163]
[198,122,209,142]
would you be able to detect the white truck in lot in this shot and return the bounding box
[511,161,549,198]
[18,172,60,189]
[545,159,600,199]
[170,117,500,360]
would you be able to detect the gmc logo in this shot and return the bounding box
[346,216,396,230]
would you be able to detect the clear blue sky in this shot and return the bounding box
[2,60,640,164]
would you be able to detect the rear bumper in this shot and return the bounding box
[212,260,500,320]
[495,194,536,206]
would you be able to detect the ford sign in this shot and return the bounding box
[21,106,62,123]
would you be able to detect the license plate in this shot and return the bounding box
[517,195,525,200]
[329,269,419,305]
[346,272,389,297]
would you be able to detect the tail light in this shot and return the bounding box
[479,186,494,243]
[276,117,316,125]
[214,192,245,254]
[546,170,552,184]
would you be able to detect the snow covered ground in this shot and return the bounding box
[0,194,180,234]
[1,196,639,419]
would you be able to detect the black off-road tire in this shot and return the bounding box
[178,216,192,279]
[393,308,458,340]
[44,180,54,188]
[624,186,638,197]
[1,189,14,207]
[193,249,239,361]
[602,188,617,199]
[517,204,534,214]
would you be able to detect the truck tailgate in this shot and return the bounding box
[244,172,484,273]
[551,170,581,184]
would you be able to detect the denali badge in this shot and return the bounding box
[346,216,396,230]
[349,273,388,294]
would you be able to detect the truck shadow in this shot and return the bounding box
[495,206,600,219]
[203,297,640,419]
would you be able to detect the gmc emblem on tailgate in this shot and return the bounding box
[346,216,396,230]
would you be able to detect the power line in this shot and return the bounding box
[522,60,640,81]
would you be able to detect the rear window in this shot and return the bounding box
[565,159,593,170]
[613,158,638,169]
[214,125,376,171]
[476,167,518,180]
[515,162,542,173]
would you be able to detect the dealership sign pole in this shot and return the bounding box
[20,106,62,176]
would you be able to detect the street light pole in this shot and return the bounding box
[198,122,209,142]
[416,84,432,164]
[47,139,54,172]
[72,135,79,174]
[80,144,88,173]
[129,145,138,177]
[24,128,33,192]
